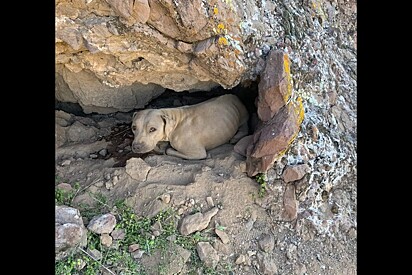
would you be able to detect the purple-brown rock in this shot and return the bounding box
[246,98,304,176]
[245,50,304,176]
[257,50,293,122]
[282,184,298,221]
[282,164,310,183]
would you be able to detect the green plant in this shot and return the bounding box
[55,182,80,206]
[255,173,268,197]
[56,198,233,274]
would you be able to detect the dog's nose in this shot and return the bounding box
[132,142,143,153]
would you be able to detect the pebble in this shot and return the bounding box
[128,244,140,252]
[99,148,107,156]
[206,197,214,207]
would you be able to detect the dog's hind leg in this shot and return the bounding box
[230,122,249,144]
[166,146,207,160]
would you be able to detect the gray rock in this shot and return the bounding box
[236,254,246,265]
[179,207,219,235]
[234,135,253,157]
[67,121,97,143]
[131,250,145,259]
[56,183,73,192]
[88,249,102,260]
[99,148,108,157]
[125,158,151,182]
[111,228,125,240]
[143,198,169,219]
[258,233,275,252]
[197,242,220,268]
[215,228,230,244]
[128,244,140,252]
[56,124,68,148]
[257,253,278,275]
[160,193,171,204]
[140,242,191,275]
[55,206,87,260]
[87,213,117,234]
[286,244,297,261]
[206,196,214,207]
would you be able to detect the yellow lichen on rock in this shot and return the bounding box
[283,53,293,105]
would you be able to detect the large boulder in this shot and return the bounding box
[55,205,88,260]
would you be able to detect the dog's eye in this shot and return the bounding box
[149,127,156,133]
[132,125,136,131]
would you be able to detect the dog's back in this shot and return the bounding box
[177,94,249,150]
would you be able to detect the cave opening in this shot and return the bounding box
[56,80,260,168]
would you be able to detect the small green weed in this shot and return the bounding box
[255,173,268,197]
[56,197,233,274]
[55,182,80,206]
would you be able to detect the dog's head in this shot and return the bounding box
[131,109,174,153]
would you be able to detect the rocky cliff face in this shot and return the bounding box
[56,0,356,114]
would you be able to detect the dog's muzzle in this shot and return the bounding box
[132,142,145,153]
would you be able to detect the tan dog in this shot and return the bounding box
[131,94,249,159]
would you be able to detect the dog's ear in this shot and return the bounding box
[132,111,138,120]
[161,113,175,137]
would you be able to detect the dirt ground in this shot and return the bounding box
[55,87,356,274]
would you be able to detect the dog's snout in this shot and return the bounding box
[132,142,143,153]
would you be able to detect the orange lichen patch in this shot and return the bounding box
[218,36,229,45]
[283,53,293,104]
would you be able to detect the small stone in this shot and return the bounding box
[90,154,98,159]
[282,164,310,183]
[128,244,140,252]
[257,253,278,275]
[152,230,161,237]
[112,175,119,185]
[247,250,257,257]
[88,249,102,260]
[258,233,275,252]
[131,250,145,259]
[215,228,230,244]
[95,180,104,187]
[100,234,112,247]
[99,148,108,157]
[56,183,73,192]
[348,227,357,239]
[87,214,117,234]
[111,228,125,240]
[197,242,220,268]
[61,160,71,166]
[286,244,297,261]
[151,221,163,233]
[206,197,214,207]
[161,193,171,204]
[311,124,319,141]
[105,181,113,190]
[282,184,298,221]
[179,207,219,235]
[236,254,246,265]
